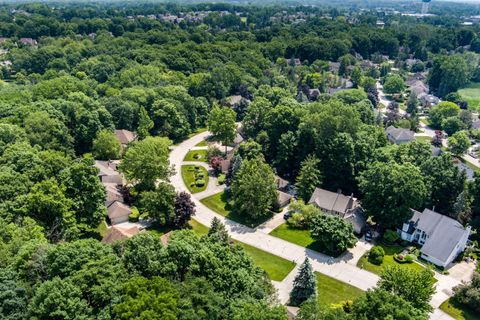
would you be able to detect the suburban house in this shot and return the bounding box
[107,200,132,225]
[95,160,123,185]
[308,188,365,233]
[104,183,124,205]
[418,93,440,107]
[274,175,292,209]
[385,126,415,144]
[471,119,480,130]
[309,188,357,216]
[101,225,140,244]
[408,80,429,97]
[399,209,471,268]
[114,129,137,148]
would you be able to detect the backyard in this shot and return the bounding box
[415,136,433,144]
[315,272,365,306]
[183,149,208,162]
[458,83,480,110]
[181,165,209,193]
[357,244,426,275]
[440,299,480,320]
[200,191,272,227]
[269,223,329,255]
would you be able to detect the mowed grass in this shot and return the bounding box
[440,299,480,320]
[357,244,425,275]
[186,218,295,281]
[458,83,480,110]
[200,191,272,228]
[181,165,209,194]
[315,272,365,306]
[183,149,208,162]
[415,135,432,144]
[269,223,327,254]
[195,140,208,147]
[238,242,295,281]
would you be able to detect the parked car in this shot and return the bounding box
[283,211,292,220]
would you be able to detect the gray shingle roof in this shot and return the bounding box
[385,126,415,143]
[308,188,356,215]
[408,209,470,263]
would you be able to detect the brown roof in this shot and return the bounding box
[275,175,289,190]
[160,231,173,246]
[107,201,132,219]
[114,129,137,145]
[101,225,139,243]
[220,159,231,173]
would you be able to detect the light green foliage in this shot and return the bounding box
[139,182,176,225]
[91,129,122,160]
[113,276,179,320]
[231,157,277,220]
[207,106,236,152]
[295,155,322,202]
[119,136,172,191]
[383,74,405,94]
[379,265,436,311]
[448,130,471,157]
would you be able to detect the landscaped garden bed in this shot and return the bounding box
[181,165,209,193]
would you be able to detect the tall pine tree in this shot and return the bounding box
[290,258,317,306]
[208,217,229,243]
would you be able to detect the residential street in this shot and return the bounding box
[169,131,475,319]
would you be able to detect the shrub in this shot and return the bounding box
[287,213,305,229]
[207,146,223,161]
[129,207,140,222]
[368,246,385,265]
[195,179,205,187]
[383,230,400,244]
[405,254,415,263]
[217,174,226,185]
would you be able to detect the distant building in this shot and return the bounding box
[399,209,470,268]
[19,38,37,46]
[114,129,137,148]
[102,225,139,243]
[107,200,132,225]
[385,126,415,145]
[95,160,123,185]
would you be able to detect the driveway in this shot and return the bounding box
[169,131,467,319]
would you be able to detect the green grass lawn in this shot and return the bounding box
[183,149,208,162]
[95,221,108,238]
[186,218,295,281]
[181,165,209,194]
[458,83,480,111]
[415,136,432,144]
[238,242,295,281]
[315,272,365,306]
[200,191,272,228]
[357,244,426,275]
[195,140,208,147]
[188,219,209,236]
[146,224,171,237]
[269,223,331,255]
[440,299,480,320]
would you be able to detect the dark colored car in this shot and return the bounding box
[283,212,291,220]
[364,230,373,242]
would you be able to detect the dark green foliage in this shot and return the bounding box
[289,258,317,306]
[309,213,357,255]
[452,271,480,313]
[295,155,322,202]
[368,246,385,265]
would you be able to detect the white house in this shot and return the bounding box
[385,126,415,145]
[399,209,471,268]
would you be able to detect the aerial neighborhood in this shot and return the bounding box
[1,1,480,320]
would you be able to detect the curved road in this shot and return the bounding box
[169,131,467,319]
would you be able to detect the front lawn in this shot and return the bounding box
[188,219,209,236]
[181,165,209,194]
[195,140,208,147]
[315,272,365,306]
[183,149,208,162]
[357,244,426,275]
[269,223,331,255]
[238,242,295,281]
[440,299,480,320]
[200,191,272,228]
[458,83,480,111]
[415,136,432,144]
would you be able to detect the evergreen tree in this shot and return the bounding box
[137,106,154,140]
[407,92,419,114]
[295,155,322,202]
[226,154,242,186]
[289,258,317,306]
[208,217,229,243]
